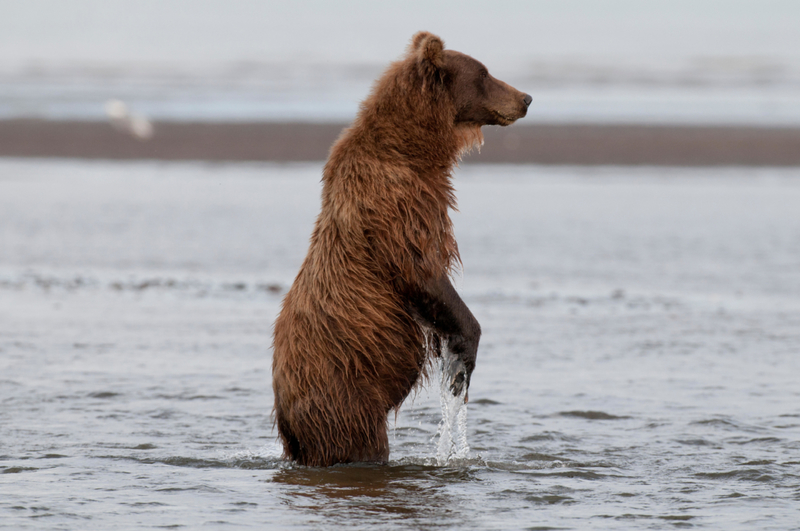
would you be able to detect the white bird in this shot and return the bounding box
[104,99,154,140]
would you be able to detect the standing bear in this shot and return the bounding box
[272,32,531,466]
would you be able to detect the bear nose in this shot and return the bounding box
[523,94,532,107]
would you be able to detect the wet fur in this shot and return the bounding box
[272,32,529,467]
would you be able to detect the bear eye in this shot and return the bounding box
[480,70,488,79]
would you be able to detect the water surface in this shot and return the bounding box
[1,161,799,529]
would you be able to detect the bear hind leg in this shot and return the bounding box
[277,401,390,466]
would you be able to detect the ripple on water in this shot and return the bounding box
[87,391,121,399]
[2,467,39,474]
[727,436,784,445]
[519,452,564,462]
[520,432,579,443]
[694,469,776,482]
[558,410,631,420]
[468,398,501,406]
[524,493,576,505]
[690,417,765,433]
[675,438,722,447]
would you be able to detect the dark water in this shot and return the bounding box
[1,160,799,529]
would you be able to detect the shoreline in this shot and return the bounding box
[2,119,800,166]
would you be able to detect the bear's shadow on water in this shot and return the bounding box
[271,463,474,522]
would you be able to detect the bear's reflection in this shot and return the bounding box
[272,463,473,524]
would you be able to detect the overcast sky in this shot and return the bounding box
[1,0,799,71]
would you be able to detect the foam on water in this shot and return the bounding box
[221,442,285,465]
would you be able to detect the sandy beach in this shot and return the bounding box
[2,119,800,166]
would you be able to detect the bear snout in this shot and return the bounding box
[497,92,530,124]
[488,81,532,125]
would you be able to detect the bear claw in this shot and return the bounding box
[446,358,468,397]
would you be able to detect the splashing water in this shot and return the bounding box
[435,348,470,465]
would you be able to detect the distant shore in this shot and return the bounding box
[2,119,800,166]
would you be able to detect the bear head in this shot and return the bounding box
[409,31,532,127]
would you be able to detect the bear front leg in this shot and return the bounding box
[408,275,480,397]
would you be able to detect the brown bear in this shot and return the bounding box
[272,31,531,467]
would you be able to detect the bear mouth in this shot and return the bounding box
[492,111,519,126]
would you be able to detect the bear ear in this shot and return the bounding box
[409,31,445,69]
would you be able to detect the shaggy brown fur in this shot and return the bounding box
[272,32,530,467]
